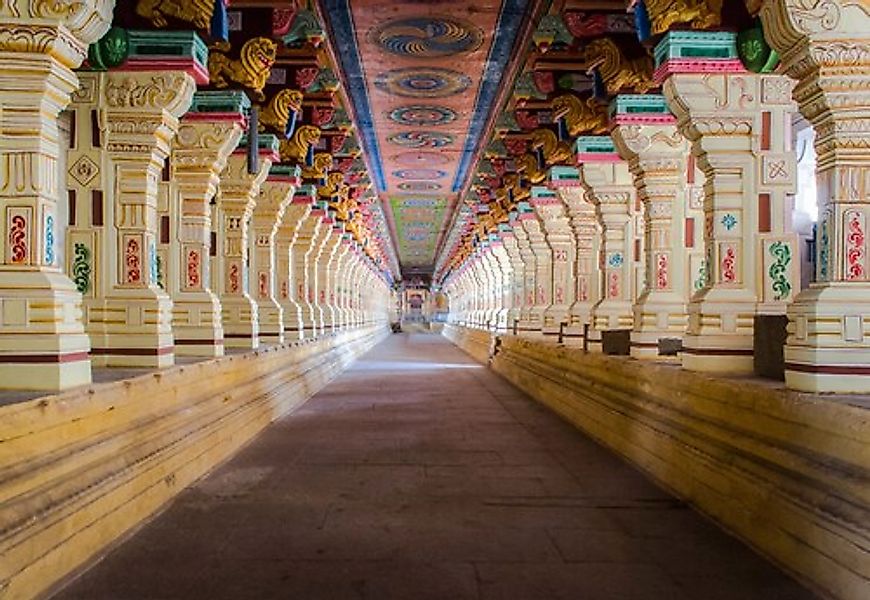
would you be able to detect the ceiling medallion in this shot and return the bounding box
[393,169,447,180]
[374,67,471,98]
[370,16,484,58]
[392,151,450,166]
[398,181,443,192]
[388,131,455,148]
[388,105,457,126]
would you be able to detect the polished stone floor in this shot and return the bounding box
[56,332,818,600]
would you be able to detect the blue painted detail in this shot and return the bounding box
[721,213,738,231]
[608,253,624,268]
[319,0,386,192]
[44,214,54,265]
[451,0,530,193]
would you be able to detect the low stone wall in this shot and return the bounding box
[444,324,870,600]
[0,325,388,599]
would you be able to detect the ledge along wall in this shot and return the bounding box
[0,325,388,599]
[444,324,870,600]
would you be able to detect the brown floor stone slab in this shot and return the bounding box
[54,332,820,600]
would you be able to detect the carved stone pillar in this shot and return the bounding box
[294,202,327,336]
[533,185,575,340]
[579,144,636,352]
[276,186,314,341]
[328,237,351,331]
[81,70,193,367]
[512,207,539,335]
[499,227,524,333]
[611,96,695,359]
[168,94,246,357]
[759,0,870,392]
[660,32,800,373]
[215,140,278,350]
[315,221,343,332]
[0,1,112,390]
[252,168,299,346]
[490,235,513,333]
[552,169,600,348]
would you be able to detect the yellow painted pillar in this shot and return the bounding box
[314,220,343,332]
[579,160,636,352]
[533,187,575,340]
[276,188,313,341]
[611,108,698,359]
[252,172,299,346]
[293,204,325,336]
[215,143,277,350]
[760,0,870,392]
[84,70,195,367]
[326,235,352,331]
[168,110,244,357]
[662,61,799,373]
[554,182,600,348]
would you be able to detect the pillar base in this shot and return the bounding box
[87,291,174,368]
[221,296,259,350]
[0,271,92,391]
[257,300,284,346]
[172,292,225,358]
[630,298,688,360]
[784,283,870,393]
[681,288,756,374]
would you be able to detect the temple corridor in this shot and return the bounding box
[55,332,816,600]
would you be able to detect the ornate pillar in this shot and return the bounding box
[215,137,279,350]
[490,233,513,333]
[315,220,343,332]
[168,92,246,357]
[759,0,870,392]
[294,201,326,336]
[0,2,113,389]
[329,236,352,330]
[84,68,195,367]
[499,225,524,333]
[611,95,695,359]
[659,31,800,373]
[551,169,600,347]
[533,185,575,340]
[578,138,637,352]
[276,185,314,341]
[252,166,300,346]
[512,206,539,335]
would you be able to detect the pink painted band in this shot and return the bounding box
[653,59,746,84]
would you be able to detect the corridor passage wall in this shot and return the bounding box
[444,324,870,600]
[0,325,388,599]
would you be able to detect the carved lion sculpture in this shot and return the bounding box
[530,129,574,167]
[301,152,334,181]
[137,0,213,29]
[516,153,548,185]
[582,38,656,95]
[280,125,321,164]
[208,37,277,102]
[260,89,304,135]
[644,0,723,35]
[551,94,609,136]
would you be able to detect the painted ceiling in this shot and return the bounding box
[320,0,539,274]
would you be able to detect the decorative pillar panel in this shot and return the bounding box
[277,185,314,341]
[759,0,870,393]
[328,238,351,331]
[578,137,637,351]
[300,201,329,336]
[551,167,600,347]
[252,166,300,346]
[0,2,112,390]
[611,94,695,359]
[659,31,799,373]
[524,201,554,337]
[168,91,247,357]
[315,220,343,332]
[216,137,279,349]
[498,226,524,333]
[490,234,513,333]
[290,205,323,338]
[534,184,575,339]
[512,205,539,335]
[86,67,195,368]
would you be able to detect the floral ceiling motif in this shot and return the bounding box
[322,0,534,271]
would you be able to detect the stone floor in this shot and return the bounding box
[55,332,819,600]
